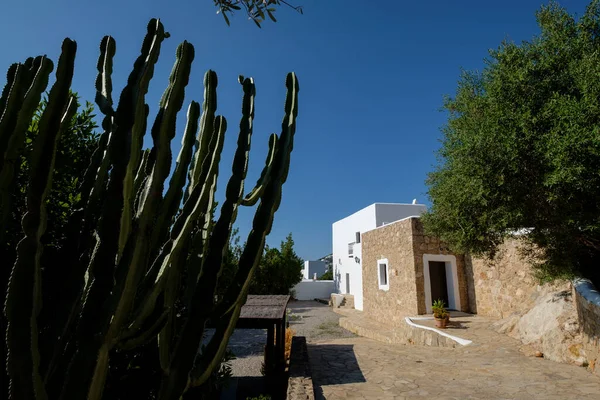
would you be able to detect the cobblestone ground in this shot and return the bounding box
[287,300,355,342]
[308,335,600,399]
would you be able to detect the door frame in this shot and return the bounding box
[423,254,460,314]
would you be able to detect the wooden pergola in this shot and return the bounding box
[237,295,290,375]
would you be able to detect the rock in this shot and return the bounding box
[494,288,589,367]
[520,344,540,357]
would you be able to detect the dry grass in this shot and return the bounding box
[285,327,295,362]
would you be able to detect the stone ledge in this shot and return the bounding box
[336,309,459,348]
[286,336,315,400]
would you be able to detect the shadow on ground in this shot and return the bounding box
[307,344,365,399]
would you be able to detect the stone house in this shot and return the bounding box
[357,214,600,374]
[332,203,427,311]
[361,216,469,326]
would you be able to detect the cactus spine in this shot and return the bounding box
[1,18,299,400]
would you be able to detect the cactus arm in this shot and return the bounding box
[185,70,217,202]
[118,20,166,260]
[118,308,169,351]
[5,38,77,400]
[216,72,298,318]
[133,147,150,205]
[77,36,115,210]
[183,77,256,305]
[0,63,18,120]
[0,57,53,244]
[94,36,115,116]
[241,132,278,206]
[0,63,25,174]
[150,100,200,252]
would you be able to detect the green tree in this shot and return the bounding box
[213,0,303,27]
[318,269,333,280]
[422,0,600,286]
[250,233,303,295]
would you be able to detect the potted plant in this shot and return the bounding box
[432,299,450,329]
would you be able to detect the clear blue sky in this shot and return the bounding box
[0,0,590,260]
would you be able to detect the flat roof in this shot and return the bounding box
[239,295,290,321]
[333,202,426,224]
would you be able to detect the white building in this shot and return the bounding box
[332,202,427,310]
[302,260,329,280]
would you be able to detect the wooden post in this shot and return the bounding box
[265,323,274,375]
[277,318,286,373]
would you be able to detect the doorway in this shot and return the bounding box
[423,254,461,314]
[346,273,350,294]
[428,261,449,307]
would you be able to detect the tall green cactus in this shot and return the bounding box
[1,18,299,400]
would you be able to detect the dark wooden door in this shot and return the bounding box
[429,261,449,307]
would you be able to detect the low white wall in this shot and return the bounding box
[293,280,335,301]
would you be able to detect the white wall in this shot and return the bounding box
[332,203,428,311]
[293,280,335,301]
[332,204,377,311]
[303,260,328,280]
[375,203,427,227]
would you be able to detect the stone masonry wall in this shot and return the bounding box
[411,219,469,314]
[362,218,419,326]
[362,217,470,324]
[466,239,550,318]
[286,336,315,399]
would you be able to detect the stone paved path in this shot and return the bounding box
[308,336,600,399]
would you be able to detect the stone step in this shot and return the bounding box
[334,308,461,348]
[340,294,355,309]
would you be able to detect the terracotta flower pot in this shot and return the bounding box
[434,316,448,329]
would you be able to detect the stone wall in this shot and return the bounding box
[411,219,469,314]
[466,239,561,318]
[286,336,315,400]
[574,279,600,375]
[469,239,600,373]
[362,218,418,326]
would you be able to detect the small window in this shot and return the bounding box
[355,232,361,243]
[348,242,354,258]
[377,258,389,291]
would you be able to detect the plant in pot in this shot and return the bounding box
[432,299,450,329]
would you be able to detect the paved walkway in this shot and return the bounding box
[308,337,600,399]
[307,308,600,399]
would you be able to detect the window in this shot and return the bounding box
[377,258,389,291]
[355,232,361,243]
[348,242,354,258]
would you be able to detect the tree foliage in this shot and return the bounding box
[422,0,600,285]
[250,233,304,294]
[222,232,303,295]
[213,0,303,27]
[318,269,333,280]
